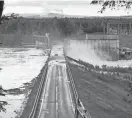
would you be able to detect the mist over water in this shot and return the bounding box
[64,39,119,66]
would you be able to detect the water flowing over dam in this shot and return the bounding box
[64,36,119,66]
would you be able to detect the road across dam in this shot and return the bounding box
[21,45,91,118]
[37,58,74,118]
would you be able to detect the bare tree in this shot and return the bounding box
[0,1,19,23]
[91,0,132,13]
[0,1,7,113]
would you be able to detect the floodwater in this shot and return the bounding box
[0,48,48,118]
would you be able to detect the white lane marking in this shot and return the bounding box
[63,66,75,113]
[38,66,52,118]
[55,66,59,118]
[58,65,66,116]
[38,65,55,118]
[58,65,74,117]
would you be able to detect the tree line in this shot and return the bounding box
[1,17,132,36]
[0,17,109,36]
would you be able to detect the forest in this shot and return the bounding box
[0,16,132,47]
[1,16,132,36]
[0,17,106,36]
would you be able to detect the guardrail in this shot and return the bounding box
[64,50,91,118]
[66,60,78,100]
[28,50,51,118]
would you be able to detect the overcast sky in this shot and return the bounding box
[3,0,132,17]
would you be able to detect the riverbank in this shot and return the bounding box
[69,62,132,118]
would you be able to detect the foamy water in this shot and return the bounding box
[0,48,48,118]
[64,39,132,67]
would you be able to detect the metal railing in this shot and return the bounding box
[64,49,91,118]
[28,50,51,118]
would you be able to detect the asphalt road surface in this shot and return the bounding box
[38,57,74,118]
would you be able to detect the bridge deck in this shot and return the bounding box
[38,58,74,118]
